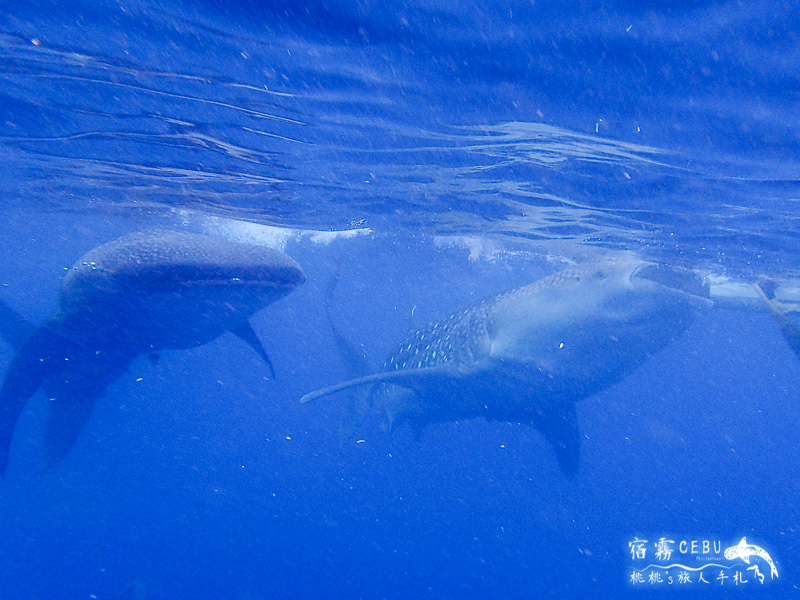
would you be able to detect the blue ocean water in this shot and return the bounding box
[0,1,799,598]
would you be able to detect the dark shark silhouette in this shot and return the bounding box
[754,279,800,359]
[302,256,711,474]
[0,229,305,474]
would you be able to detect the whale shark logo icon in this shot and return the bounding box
[723,537,778,581]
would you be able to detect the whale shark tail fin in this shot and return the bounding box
[0,323,75,475]
[0,300,36,474]
[0,319,124,475]
[322,275,377,443]
[336,384,376,445]
[0,385,33,476]
[324,275,372,379]
[0,299,36,351]
[43,388,98,469]
[754,279,800,359]
[36,334,126,471]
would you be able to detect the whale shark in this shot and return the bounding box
[301,256,711,474]
[753,279,800,359]
[724,536,779,580]
[0,229,306,474]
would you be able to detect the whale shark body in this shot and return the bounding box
[0,229,305,474]
[302,257,711,474]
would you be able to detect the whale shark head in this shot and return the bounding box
[54,229,307,352]
[60,229,306,317]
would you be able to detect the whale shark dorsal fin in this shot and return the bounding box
[299,365,461,404]
[737,537,752,563]
[231,321,275,379]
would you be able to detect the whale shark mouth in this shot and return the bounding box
[169,268,307,288]
[172,277,305,294]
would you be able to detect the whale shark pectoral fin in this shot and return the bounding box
[299,365,461,404]
[532,400,581,476]
[231,321,275,379]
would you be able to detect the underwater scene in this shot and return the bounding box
[1,1,799,598]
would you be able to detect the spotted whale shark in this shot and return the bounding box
[301,256,711,474]
[724,537,778,580]
[0,229,305,474]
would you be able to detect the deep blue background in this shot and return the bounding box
[1,1,799,598]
